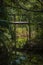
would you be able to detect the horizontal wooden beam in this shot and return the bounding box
[0,20,42,24]
[10,22,29,24]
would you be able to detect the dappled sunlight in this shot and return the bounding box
[0,0,43,65]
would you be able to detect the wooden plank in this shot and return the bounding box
[10,22,29,24]
[0,20,42,24]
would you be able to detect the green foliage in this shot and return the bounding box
[0,0,43,65]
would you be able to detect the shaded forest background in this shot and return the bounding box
[0,0,43,65]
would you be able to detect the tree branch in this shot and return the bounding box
[38,0,43,6]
